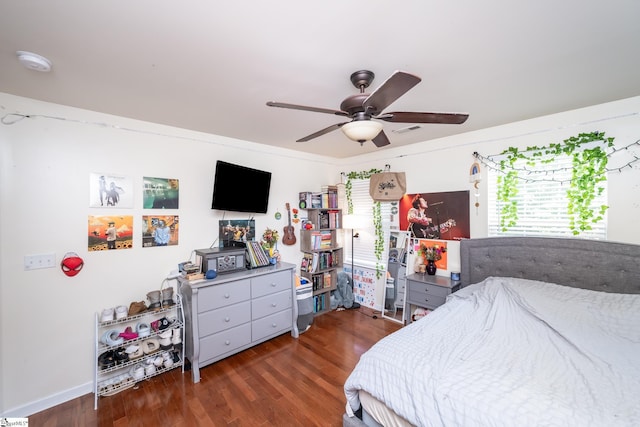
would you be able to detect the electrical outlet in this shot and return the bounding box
[24,253,56,270]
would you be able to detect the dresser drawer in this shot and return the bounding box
[407,289,446,309]
[252,290,291,320]
[252,309,292,341]
[408,281,451,298]
[198,301,251,336]
[251,271,291,298]
[198,280,251,311]
[200,322,252,361]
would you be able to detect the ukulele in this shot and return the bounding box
[282,202,296,245]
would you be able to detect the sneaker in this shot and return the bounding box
[101,308,115,323]
[115,305,128,320]
[136,322,151,337]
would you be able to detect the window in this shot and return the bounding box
[345,179,392,268]
[487,151,607,239]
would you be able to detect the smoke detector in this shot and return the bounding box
[16,51,52,72]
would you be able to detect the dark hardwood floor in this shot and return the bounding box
[29,307,401,426]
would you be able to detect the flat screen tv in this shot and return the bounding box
[211,161,271,213]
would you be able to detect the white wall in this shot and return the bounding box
[1,93,639,416]
[0,93,345,416]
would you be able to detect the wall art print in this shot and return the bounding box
[89,173,133,208]
[88,215,133,251]
[400,190,470,241]
[143,177,179,209]
[412,238,448,271]
[142,215,179,248]
[219,219,255,248]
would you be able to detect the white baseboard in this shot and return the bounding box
[1,381,93,418]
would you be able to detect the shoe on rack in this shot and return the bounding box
[162,287,175,308]
[125,344,144,360]
[115,305,128,320]
[98,350,116,370]
[136,322,151,337]
[128,301,147,316]
[141,338,160,355]
[114,347,130,365]
[147,290,162,312]
[130,363,145,380]
[101,329,125,347]
[159,330,172,350]
[101,308,115,323]
[118,326,139,340]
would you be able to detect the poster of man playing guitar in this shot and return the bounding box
[400,191,470,241]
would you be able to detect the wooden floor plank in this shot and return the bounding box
[28,308,400,426]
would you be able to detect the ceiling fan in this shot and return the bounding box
[266,70,469,147]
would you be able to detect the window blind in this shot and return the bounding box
[346,179,392,268]
[487,152,607,239]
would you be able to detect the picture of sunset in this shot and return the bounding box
[88,215,134,251]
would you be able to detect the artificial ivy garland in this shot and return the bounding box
[495,131,613,235]
[345,169,385,278]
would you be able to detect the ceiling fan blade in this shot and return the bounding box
[362,71,421,113]
[297,122,349,142]
[266,101,349,117]
[372,130,391,147]
[377,111,469,125]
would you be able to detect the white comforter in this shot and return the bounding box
[344,277,640,426]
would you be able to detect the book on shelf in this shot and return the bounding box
[301,252,313,272]
[309,230,333,250]
[323,271,332,289]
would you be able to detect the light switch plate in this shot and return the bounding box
[24,253,56,270]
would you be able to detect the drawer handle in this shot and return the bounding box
[271,303,277,307]
[224,317,230,322]
[224,293,230,299]
[224,340,230,346]
[271,323,277,328]
[270,282,277,287]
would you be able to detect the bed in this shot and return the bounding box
[343,236,640,427]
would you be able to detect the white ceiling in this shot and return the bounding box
[2,1,639,159]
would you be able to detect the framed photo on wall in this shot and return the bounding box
[399,190,470,240]
[219,219,255,248]
[142,215,180,247]
[88,215,133,251]
[89,173,133,208]
[143,177,179,209]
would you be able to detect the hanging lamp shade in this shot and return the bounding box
[341,120,383,142]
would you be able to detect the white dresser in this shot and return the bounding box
[179,262,297,382]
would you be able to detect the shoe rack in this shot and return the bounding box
[93,294,185,409]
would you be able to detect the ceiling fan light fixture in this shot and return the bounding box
[341,120,383,143]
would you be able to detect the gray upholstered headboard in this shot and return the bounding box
[460,237,640,294]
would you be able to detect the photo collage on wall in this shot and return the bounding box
[88,173,180,251]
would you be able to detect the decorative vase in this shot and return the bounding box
[426,259,437,275]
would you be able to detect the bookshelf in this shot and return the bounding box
[299,208,343,315]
